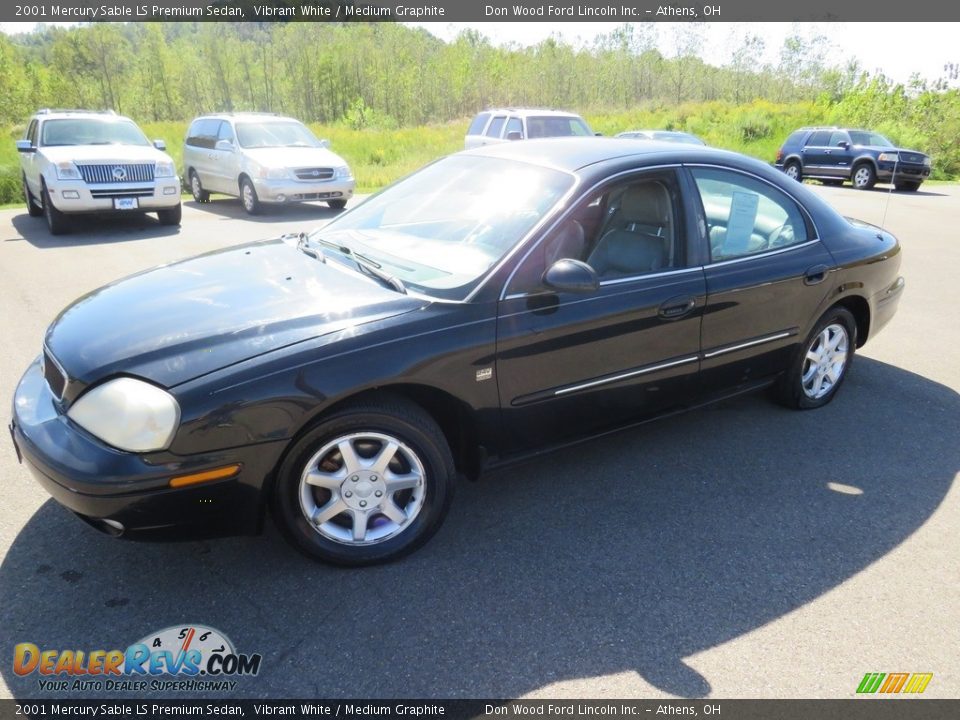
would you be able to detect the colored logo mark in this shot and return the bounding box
[857,672,933,694]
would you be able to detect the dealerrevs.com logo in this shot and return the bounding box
[13,624,262,692]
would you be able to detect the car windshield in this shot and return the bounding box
[849,131,894,147]
[527,116,593,138]
[40,119,150,147]
[236,121,322,149]
[309,155,574,300]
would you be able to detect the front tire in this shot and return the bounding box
[42,181,70,235]
[157,203,182,226]
[240,177,261,215]
[327,199,347,210]
[852,163,876,190]
[777,307,857,410]
[23,175,42,217]
[272,397,455,566]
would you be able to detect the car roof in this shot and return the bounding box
[32,110,130,122]
[476,108,584,118]
[460,137,743,173]
[194,112,299,123]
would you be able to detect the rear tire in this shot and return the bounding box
[157,203,182,226]
[41,181,70,236]
[189,171,210,203]
[272,397,455,566]
[777,307,857,410]
[23,176,42,217]
[783,161,802,182]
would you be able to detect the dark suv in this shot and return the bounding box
[775,127,931,191]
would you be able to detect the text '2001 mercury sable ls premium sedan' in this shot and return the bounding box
[10,139,905,565]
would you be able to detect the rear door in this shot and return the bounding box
[495,168,706,452]
[825,130,854,178]
[801,130,834,176]
[481,115,507,146]
[688,165,837,392]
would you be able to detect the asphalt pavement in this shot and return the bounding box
[0,186,957,699]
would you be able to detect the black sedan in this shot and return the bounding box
[10,139,905,565]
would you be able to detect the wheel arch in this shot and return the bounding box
[258,383,483,530]
[831,294,870,348]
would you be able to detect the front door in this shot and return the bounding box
[495,169,705,453]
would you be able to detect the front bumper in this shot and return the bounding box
[876,162,930,184]
[10,357,286,540]
[252,176,355,204]
[47,180,181,213]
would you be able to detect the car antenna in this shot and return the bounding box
[880,153,899,231]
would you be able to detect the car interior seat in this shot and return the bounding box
[587,182,672,277]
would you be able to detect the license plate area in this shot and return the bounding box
[114,198,139,210]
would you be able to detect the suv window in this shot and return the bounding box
[691,167,809,262]
[467,113,490,136]
[505,117,523,138]
[39,118,149,147]
[783,130,806,147]
[527,116,592,138]
[806,131,831,146]
[26,120,38,146]
[217,121,235,144]
[485,116,506,138]
[848,131,893,147]
[186,119,221,149]
[828,131,849,147]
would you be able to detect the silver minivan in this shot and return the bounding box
[183,113,355,214]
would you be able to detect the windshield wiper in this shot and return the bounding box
[289,232,325,262]
[311,236,407,294]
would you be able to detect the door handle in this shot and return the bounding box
[804,265,830,285]
[659,296,696,319]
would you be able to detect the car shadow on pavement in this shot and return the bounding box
[8,212,181,249]
[185,197,345,223]
[1,358,957,699]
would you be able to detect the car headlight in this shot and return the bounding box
[67,377,180,452]
[878,152,900,163]
[155,160,176,178]
[257,166,290,180]
[923,157,932,167]
[54,162,82,180]
[334,165,353,180]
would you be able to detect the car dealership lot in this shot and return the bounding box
[1,186,958,698]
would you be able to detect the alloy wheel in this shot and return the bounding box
[801,323,849,399]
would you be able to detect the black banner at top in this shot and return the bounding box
[3,0,960,23]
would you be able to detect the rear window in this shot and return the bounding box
[467,113,490,136]
[783,130,807,147]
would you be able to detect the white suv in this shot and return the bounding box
[17,109,181,235]
[183,113,355,214]
[464,108,594,149]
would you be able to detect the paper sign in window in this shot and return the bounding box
[723,191,760,255]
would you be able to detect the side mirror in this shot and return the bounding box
[319,139,331,149]
[505,130,523,141]
[153,139,167,151]
[16,140,35,153]
[542,259,599,294]
[214,139,235,152]
[837,141,850,149]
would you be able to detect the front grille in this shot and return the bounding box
[900,152,925,164]
[76,163,155,184]
[294,167,334,181]
[42,348,66,400]
[90,187,154,199]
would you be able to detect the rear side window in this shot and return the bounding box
[527,116,592,138]
[691,167,810,262]
[505,117,523,138]
[486,116,506,138]
[807,131,831,146]
[467,113,490,136]
[782,130,806,147]
[186,119,220,149]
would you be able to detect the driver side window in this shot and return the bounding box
[691,167,809,263]
[506,172,684,295]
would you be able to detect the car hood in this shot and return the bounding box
[45,239,424,389]
[858,144,928,159]
[40,144,173,165]
[242,146,347,169]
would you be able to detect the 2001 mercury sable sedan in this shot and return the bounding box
[10,139,905,566]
